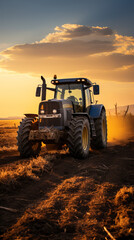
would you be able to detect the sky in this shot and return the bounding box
[0,0,134,117]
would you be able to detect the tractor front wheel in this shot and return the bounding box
[68,116,90,159]
[17,118,41,158]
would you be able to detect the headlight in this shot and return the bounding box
[53,109,57,114]
[40,110,45,114]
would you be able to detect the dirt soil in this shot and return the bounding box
[0,118,134,240]
[0,138,133,240]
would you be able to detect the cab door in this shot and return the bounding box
[85,88,91,111]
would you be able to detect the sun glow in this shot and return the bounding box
[0,24,134,118]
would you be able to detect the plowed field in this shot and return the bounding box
[0,118,134,240]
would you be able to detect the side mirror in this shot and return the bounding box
[93,85,100,95]
[36,86,41,97]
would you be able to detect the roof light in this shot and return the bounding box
[51,80,54,84]
[82,79,85,82]
[77,79,81,82]
[55,80,59,83]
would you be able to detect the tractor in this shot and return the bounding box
[17,76,107,159]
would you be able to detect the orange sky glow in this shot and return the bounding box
[0,24,134,117]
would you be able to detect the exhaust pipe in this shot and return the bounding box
[41,76,46,101]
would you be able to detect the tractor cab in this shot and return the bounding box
[36,76,99,113]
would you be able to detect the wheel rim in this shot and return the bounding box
[102,118,106,142]
[82,125,88,150]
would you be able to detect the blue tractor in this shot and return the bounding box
[17,76,107,159]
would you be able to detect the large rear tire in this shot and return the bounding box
[68,116,90,159]
[91,109,107,149]
[17,118,41,158]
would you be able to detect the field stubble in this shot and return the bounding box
[0,116,134,239]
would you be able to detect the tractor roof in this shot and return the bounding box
[51,78,92,86]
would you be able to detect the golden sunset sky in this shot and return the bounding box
[0,0,134,117]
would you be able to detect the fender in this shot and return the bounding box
[89,104,105,118]
[72,112,90,120]
[25,113,38,118]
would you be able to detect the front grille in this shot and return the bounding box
[40,118,62,127]
[39,101,64,127]
[39,101,61,114]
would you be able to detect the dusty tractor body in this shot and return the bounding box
[17,76,107,158]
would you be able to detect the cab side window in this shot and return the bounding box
[85,88,90,108]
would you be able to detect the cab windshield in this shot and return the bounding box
[55,84,83,112]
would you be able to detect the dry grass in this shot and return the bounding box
[0,145,18,152]
[0,118,134,239]
[2,177,110,239]
[0,120,20,148]
[114,186,134,236]
[0,156,52,186]
[3,176,134,239]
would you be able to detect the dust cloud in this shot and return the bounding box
[107,115,134,145]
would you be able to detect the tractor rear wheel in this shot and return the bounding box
[91,109,107,149]
[68,116,90,159]
[17,118,41,158]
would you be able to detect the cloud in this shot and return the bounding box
[1,40,115,59]
[39,24,114,43]
[114,34,134,55]
[0,24,134,82]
